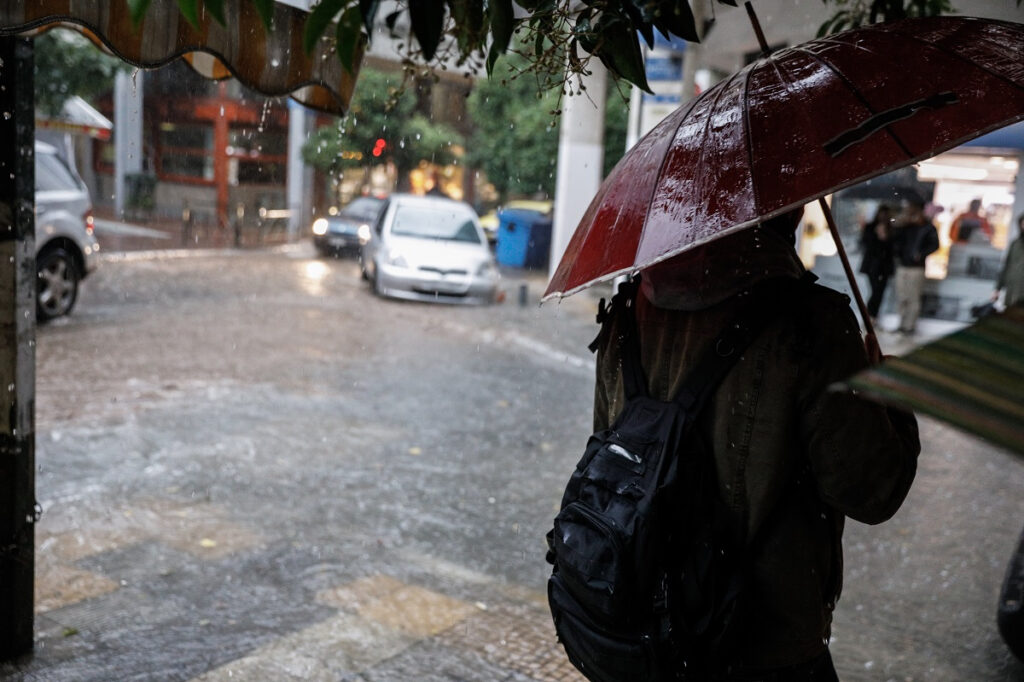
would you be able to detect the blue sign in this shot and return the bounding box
[642,93,682,105]
[646,56,682,81]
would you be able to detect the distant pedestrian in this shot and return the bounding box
[859,204,895,319]
[950,198,992,244]
[994,213,1024,308]
[892,198,939,335]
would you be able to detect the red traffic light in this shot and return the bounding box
[372,138,386,158]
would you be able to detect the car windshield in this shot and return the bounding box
[390,204,482,244]
[341,197,383,221]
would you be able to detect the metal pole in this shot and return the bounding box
[818,197,882,364]
[0,36,38,661]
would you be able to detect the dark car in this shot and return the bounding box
[311,196,386,256]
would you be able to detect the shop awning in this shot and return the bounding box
[0,0,361,116]
[36,95,113,140]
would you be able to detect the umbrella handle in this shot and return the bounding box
[817,197,882,365]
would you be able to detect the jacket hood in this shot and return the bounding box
[640,226,806,311]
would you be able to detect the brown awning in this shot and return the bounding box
[0,0,362,116]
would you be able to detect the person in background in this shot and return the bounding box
[892,198,940,335]
[950,198,992,244]
[859,204,895,320]
[994,213,1024,308]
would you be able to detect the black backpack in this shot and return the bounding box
[546,276,801,681]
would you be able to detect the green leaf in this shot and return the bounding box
[450,1,484,53]
[128,0,153,26]
[408,1,445,61]
[486,0,514,75]
[359,0,380,35]
[177,0,200,29]
[304,0,346,55]
[385,10,401,32]
[204,0,226,24]
[598,20,650,93]
[252,0,275,30]
[336,5,364,74]
[653,1,698,43]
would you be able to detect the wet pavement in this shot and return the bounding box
[2,241,1023,681]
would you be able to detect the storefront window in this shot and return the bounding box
[228,126,286,156]
[158,122,214,181]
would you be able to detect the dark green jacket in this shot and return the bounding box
[593,228,920,671]
[997,237,1024,307]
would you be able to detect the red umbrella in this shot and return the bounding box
[544,14,1024,331]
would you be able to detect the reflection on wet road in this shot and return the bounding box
[3,243,1022,680]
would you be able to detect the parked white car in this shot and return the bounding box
[34,141,99,321]
[360,194,500,304]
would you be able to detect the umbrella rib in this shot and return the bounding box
[635,86,715,264]
[790,45,915,159]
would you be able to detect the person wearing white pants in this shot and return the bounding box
[892,199,939,335]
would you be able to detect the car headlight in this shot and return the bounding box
[476,260,498,278]
[386,249,409,268]
[312,218,328,236]
[357,224,371,244]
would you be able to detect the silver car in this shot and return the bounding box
[360,194,500,304]
[35,141,100,321]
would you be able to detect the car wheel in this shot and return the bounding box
[37,247,80,322]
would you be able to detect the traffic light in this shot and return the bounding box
[372,138,386,158]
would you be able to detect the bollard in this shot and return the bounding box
[233,203,244,248]
[518,283,529,307]
[182,204,193,246]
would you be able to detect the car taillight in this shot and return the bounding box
[84,209,94,235]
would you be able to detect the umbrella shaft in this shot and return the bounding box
[745,2,772,55]
[818,197,880,362]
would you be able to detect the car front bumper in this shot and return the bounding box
[313,233,362,252]
[377,263,500,304]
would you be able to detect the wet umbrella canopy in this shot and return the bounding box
[544,15,1024,301]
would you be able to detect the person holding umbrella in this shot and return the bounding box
[591,207,921,679]
[544,12,1024,678]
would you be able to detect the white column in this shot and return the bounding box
[549,60,608,280]
[287,99,307,239]
[113,70,143,218]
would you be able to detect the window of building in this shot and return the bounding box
[158,122,214,182]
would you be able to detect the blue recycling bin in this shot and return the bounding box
[495,208,552,269]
